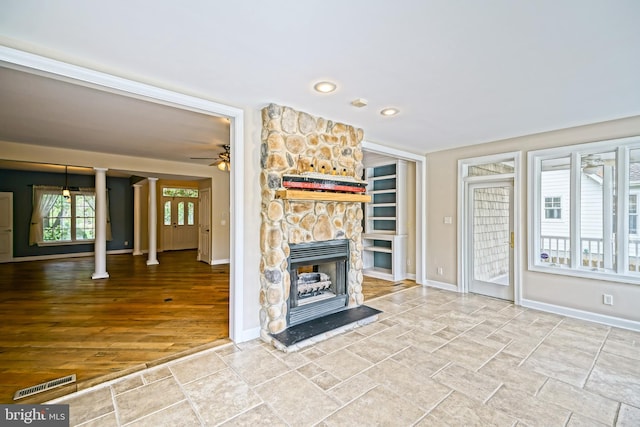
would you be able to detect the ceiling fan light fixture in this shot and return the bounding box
[211,144,231,172]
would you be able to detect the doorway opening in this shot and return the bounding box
[459,152,522,303]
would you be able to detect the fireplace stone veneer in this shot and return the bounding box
[259,104,366,343]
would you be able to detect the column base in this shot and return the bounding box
[146,259,160,266]
[91,272,110,280]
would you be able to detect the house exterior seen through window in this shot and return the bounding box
[530,137,640,283]
[42,192,95,243]
[630,194,638,235]
[544,197,562,219]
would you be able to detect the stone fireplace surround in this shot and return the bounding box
[259,104,368,347]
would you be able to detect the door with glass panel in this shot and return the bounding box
[162,196,198,250]
[468,181,514,300]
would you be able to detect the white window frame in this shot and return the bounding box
[39,189,96,246]
[629,193,639,236]
[529,135,640,284]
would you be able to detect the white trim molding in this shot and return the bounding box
[458,151,523,304]
[362,141,427,285]
[238,327,261,342]
[522,298,640,332]
[528,136,640,285]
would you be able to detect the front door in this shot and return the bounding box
[468,181,514,301]
[0,192,13,263]
[162,196,198,251]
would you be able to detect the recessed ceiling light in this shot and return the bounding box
[313,81,337,93]
[380,107,399,116]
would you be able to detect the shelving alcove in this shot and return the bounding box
[362,160,408,281]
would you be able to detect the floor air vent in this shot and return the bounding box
[13,374,76,400]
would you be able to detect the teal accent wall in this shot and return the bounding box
[0,169,133,258]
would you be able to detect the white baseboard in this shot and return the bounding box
[406,273,416,280]
[424,279,459,292]
[212,258,230,265]
[10,249,133,262]
[237,326,261,343]
[108,249,133,255]
[521,298,640,332]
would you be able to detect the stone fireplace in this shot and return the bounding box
[259,104,367,345]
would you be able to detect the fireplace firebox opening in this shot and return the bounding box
[288,239,349,326]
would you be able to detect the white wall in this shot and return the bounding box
[241,107,263,335]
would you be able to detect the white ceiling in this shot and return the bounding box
[0,0,639,164]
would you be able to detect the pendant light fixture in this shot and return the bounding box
[62,166,71,199]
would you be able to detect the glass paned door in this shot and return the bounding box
[162,196,198,251]
[468,181,514,301]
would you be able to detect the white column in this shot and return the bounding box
[146,178,160,265]
[132,183,143,256]
[92,167,110,279]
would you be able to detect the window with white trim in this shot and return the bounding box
[544,197,562,219]
[30,187,96,245]
[529,136,640,283]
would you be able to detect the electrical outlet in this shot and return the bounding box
[437,267,444,275]
[603,294,613,305]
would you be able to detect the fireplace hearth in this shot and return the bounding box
[288,239,349,326]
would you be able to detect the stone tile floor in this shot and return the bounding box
[50,286,640,426]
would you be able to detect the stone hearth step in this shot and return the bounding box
[270,305,382,349]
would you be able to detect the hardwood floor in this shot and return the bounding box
[0,250,229,403]
[362,275,418,300]
[0,251,415,404]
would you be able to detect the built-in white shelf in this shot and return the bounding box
[363,245,393,254]
[362,233,407,281]
[362,161,408,282]
[369,189,396,195]
[368,174,397,181]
